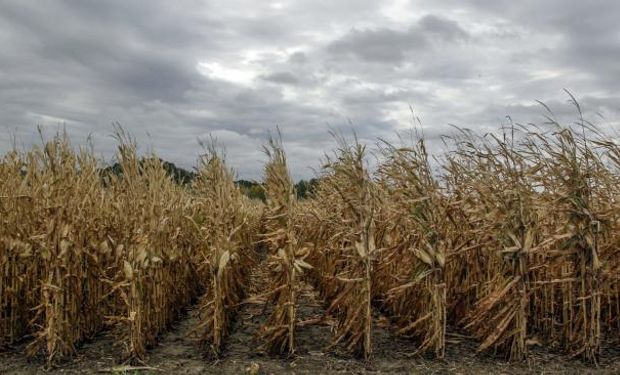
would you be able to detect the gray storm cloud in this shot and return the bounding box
[0,0,618,180]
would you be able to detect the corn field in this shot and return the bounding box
[1,119,620,368]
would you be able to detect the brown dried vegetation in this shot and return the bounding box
[2,110,620,369]
[192,142,260,358]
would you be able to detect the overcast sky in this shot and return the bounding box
[1,1,619,180]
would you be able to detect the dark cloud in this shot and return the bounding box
[417,15,470,42]
[260,71,300,85]
[288,52,308,64]
[326,14,469,64]
[327,27,427,63]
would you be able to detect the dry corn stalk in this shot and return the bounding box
[1,133,113,366]
[259,137,307,356]
[299,135,377,360]
[103,133,203,361]
[193,142,258,357]
[375,137,449,358]
[442,116,613,362]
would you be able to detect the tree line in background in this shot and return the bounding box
[101,158,319,200]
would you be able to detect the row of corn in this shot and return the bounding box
[294,124,619,363]
[0,131,260,366]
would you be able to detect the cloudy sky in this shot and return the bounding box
[0,1,618,179]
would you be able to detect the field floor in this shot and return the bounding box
[2,268,620,375]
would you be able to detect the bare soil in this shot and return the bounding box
[2,272,620,374]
